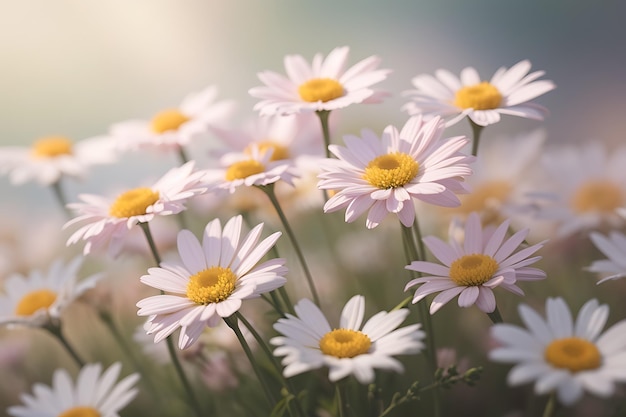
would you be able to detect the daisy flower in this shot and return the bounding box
[402,60,555,127]
[490,297,626,406]
[8,362,139,417]
[318,115,474,229]
[64,161,207,256]
[586,231,626,284]
[271,295,424,384]
[249,46,391,116]
[405,212,546,314]
[0,135,116,186]
[136,215,287,350]
[0,257,102,327]
[110,85,235,153]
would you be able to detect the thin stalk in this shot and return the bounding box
[335,383,346,417]
[259,184,320,306]
[177,146,190,164]
[50,180,72,218]
[487,305,504,324]
[139,222,162,265]
[542,393,559,417]
[316,110,332,159]
[468,119,484,157]
[44,320,85,368]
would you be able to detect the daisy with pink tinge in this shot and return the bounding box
[405,212,546,314]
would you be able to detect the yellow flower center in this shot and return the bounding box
[570,180,624,214]
[544,337,602,372]
[15,289,57,316]
[225,160,266,181]
[298,78,345,102]
[151,109,190,133]
[362,153,419,189]
[58,406,101,417]
[109,187,160,218]
[186,266,237,304]
[319,328,372,358]
[454,82,503,110]
[245,141,290,161]
[449,254,499,286]
[31,136,73,158]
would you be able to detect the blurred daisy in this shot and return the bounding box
[402,60,555,127]
[64,161,207,256]
[587,231,626,284]
[249,46,390,116]
[318,115,473,229]
[271,295,424,384]
[490,297,626,406]
[110,85,235,153]
[8,362,139,417]
[530,142,626,238]
[405,212,546,314]
[0,257,101,327]
[136,215,286,350]
[0,135,116,186]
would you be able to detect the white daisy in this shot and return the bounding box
[64,161,207,256]
[587,231,626,284]
[110,85,235,153]
[136,215,287,350]
[0,135,117,186]
[8,362,140,417]
[402,60,555,127]
[249,46,390,116]
[490,297,626,406]
[271,295,424,384]
[317,115,474,229]
[0,257,101,327]
[405,212,546,314]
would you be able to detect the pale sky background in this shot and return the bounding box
[1,0,625,212]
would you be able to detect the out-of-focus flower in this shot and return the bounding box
[490,298,626,406]
[403,60,555,127]
[249,46,390,116]
[64,161,207,256]
[136,215,286,349]
[271,295,424,384]
[405,212,546,314]
[110,85,235,153]
[0,135,117,186]
[0,257,102,327]
[587,231,626,284]
[318,115,473,229]
[7,362,140,417]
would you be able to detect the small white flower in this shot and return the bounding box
[587,231,626,284]
[490,297,626,406]
[271,295,424,384]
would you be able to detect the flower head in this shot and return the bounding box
[318,115,473,228]
[405,212,546,314]
[8,362,139,417]
[0,135,117,186]
[271,295,424,384]
[249,46,390,116]
[64,161,207,256]
[402,60,555,127]
[490,297,626,406]
[587,231,626,284]
[136,215,286,349]
[0,257,102,327]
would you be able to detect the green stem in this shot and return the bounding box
[468,119,484,157]
[259,184,320,306]
[316,110,332,159]
[44,320,85,368]
[50,180,72,218]
[335,383,347,417]
[487,305,504,324]
[178,146,190,164]
[542,392,559,417]
[139,222,162,265]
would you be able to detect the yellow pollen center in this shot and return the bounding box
[449,254,499,286]
[58,406,101,417]
[570,180,624,214]
[363,153,419,189]
[15,289,57,316]
[319,328,372,358]
[245,141,289,161]
[225,160,266,181]
[454,82,503,110]
[186,266,237,304]
[31,136,73,158]
[298,78,345,102]
[544,337,601,372]
[109,187,159,218]
[151,109,190,133]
